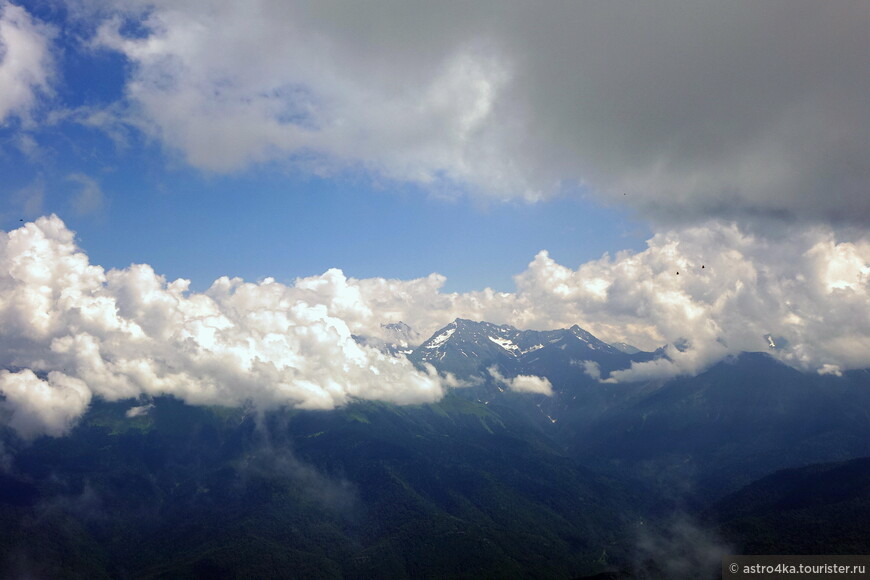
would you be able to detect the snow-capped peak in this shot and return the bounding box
[569,325,596,342]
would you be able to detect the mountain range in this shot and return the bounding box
[409,318,654,378]
[1,318,868,578]
[403,320,870,495]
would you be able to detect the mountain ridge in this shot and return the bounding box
[406,318,653,384]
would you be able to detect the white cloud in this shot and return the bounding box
[576,360,601,381]
[501,224,870,383]
[78,1,870,223]
[331,221,870,384]
[817,364,843,378]
[125,403,153,417]
[0,216,446,438]
[488,366,553,396]
[88,1,516,193]
[0,370,91,440]
[3,216,870,436]
[0,1,54,124]
[509,374,553,396]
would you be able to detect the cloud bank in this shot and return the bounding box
[71,0,870,223]
[0,216,444,439]
[3,217,870,437]
[345,222,870,384]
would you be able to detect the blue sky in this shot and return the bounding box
[0,0,657,293]
[4,1,868,296]
[3,144,649,293]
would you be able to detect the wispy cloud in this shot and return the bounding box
[8,178,45,218]
[0,1,55,125]
[632,514,731,579]
[66,173,106,216]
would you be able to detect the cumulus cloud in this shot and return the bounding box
[0,216,445,439]
[496,224,870,382]
[3,216,870,436]
[324,220,870,384]
[78,0,870,223]
[488,366,553,396]
[0,1,54,124]
[0,370,91,440]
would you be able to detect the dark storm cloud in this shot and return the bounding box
[79,0,869,224]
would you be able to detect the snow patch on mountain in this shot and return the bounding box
[488,335,520,353]
[426,327,456,349]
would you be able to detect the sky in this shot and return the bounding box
[1,0,869,438]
